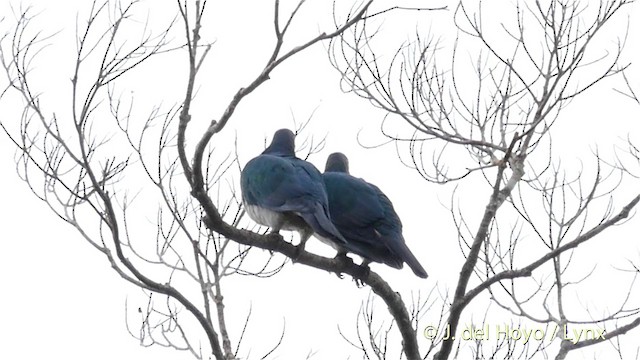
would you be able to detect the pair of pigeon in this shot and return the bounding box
[240,129,428,278]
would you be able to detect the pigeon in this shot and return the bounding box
[321,152,428,278]
[240,129,347,254]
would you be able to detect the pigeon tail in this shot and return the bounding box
[389,239,428,278]
[299,204,347,246]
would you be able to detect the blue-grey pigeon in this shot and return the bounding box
[321,152,428,278]
[241,129,347,253]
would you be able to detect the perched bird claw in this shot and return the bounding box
[331,252,352,279]
[292,243,306,263]
[351,262,370,287]
[358,263,371,277]
[334,252,352,263]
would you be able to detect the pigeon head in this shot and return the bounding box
[264,128,296,156]
[325,152,349,173]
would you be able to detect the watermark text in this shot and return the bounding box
[423,324,605,344]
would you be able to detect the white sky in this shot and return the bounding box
[1,0,639,359]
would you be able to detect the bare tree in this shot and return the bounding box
[3,0,639,359]
[330,0,640,359]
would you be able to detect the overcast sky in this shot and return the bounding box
[1,1,639,359]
